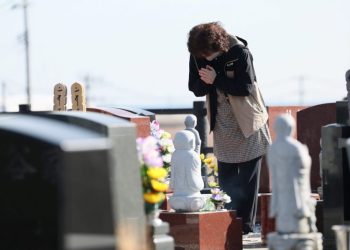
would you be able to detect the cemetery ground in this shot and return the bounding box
[243,233,267,250]
[1,85,350,249]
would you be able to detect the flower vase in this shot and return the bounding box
[215,201,225,211]
[145,201,174,249]
[145,202,162,227]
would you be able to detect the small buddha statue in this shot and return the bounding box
[169,130,205,212]
[184,115,201,154]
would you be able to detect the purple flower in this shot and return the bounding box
[212,193,224,201]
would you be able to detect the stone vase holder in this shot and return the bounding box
[213,201,225,211]
[332,225,350,250]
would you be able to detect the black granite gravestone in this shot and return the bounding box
[336,101,348,125]
[321,123,350,250]
[0,115,115,250]
[30,111,148,248]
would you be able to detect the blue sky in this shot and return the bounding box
[1,0,350,111]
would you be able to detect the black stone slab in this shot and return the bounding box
[336,101,349,125]
[321,123,350,249]
[0,115,114,250]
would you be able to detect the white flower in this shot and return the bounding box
[222,194,231,203]
[167,144,175,153]
[162,153,172,164]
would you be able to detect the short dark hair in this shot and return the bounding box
[187,22,230,58]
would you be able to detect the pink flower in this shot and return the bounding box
[212,193,224,201]
[143,149,163,167]
[136,136,163,167]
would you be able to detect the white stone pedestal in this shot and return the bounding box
[267,232,323,250]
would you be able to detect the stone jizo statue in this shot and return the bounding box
[169,130,205,212]
[184,115,201,154]
[267,114,317,234]
[71,82,86,111]
[53,83,67,111]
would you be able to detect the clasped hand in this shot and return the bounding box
[199,65,216,84]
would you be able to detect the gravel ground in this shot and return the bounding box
[243,233,268,250]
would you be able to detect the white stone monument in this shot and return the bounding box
[267,114,323,250]
[169,130,205,212]
[184,115,201,154]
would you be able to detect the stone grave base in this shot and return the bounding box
[267,232,323,250]
[160,210,242,250]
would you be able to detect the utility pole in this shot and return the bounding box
[13,0,31,105]
[23,0,31,105]
[1,82,6,112]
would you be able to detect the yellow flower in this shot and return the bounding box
[144,192,165,204]
[200,153,205,161]
[161,132,171,139]
[203,157,213,165]
[151,179,169,192]
[208,181,219,187]
[147,167,168,179]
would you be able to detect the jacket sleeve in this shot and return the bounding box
[188,56,213,97]
[213,48,255,96]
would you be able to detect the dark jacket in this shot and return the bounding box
[188,36,259,132]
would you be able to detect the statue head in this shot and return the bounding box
[173,130,195,151]
[54,83,67,94]
[274,114,295,138]
[184,115,197,129]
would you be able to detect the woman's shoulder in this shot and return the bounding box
[228,44,250,55]
[224,45,250,62]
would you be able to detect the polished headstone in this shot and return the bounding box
[261,105,307,193]
[87,107,150,138]
[322,123,350,249]
[297,103,336,192]
[0,115,114,250]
